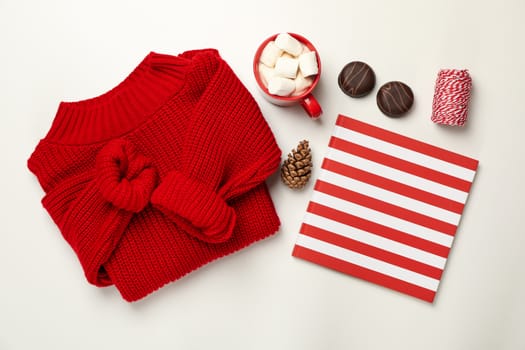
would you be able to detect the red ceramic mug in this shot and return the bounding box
[253,33,322,119]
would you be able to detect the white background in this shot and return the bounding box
[1,0,524,349]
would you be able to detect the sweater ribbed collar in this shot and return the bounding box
[44,50,217,145]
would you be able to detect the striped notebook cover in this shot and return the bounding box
[292,115,478,302]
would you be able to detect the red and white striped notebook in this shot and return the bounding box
[292,115,478,302]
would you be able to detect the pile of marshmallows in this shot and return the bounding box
[258,33,319,97]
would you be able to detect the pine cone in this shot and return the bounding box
[281,140,312,189]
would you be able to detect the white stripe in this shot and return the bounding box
[326,148,469,204]
[311,191,454,247]
[295,234,439,291]
[319,170,461,225]
[334,126,476,182]
[303,213,447,269]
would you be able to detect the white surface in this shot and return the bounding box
[1,0,524,349]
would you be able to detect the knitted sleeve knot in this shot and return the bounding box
[96,139,158,213]
[151,170,236,244]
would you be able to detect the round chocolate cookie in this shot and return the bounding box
[338,61,376,97]
[376,81,414,117]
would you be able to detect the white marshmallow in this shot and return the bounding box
[298,51,318,77]
[274,33,303,56]
[259,41,283,67]
[268,77,296,96]
[274,57,299,79]
[293,71,313,96]
[258,63,275,86]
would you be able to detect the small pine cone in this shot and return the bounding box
[281,140,312,189]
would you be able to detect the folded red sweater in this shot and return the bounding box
[28,49,281,302]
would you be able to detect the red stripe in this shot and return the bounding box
[336,115,478,171]
[307,201,450,258]
[300,223,443,280]
[292,245,436,303]
[315,180,457,236]
[322,158,465,214]
[329,136,473,192]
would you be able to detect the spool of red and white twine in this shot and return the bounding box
[431,69,472,126]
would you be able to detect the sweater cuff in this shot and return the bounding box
[151,170,236,244]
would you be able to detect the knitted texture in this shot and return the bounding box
[28,49,282,301]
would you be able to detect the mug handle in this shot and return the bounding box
[300,93,322,119]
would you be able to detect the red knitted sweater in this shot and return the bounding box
[28,49,282,302]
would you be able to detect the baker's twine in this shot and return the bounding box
[431,69,472,126]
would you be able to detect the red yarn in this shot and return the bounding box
[28,50,282,302]
[431,69,472,126]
